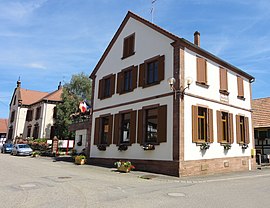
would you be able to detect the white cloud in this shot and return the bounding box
[25,62,47,70]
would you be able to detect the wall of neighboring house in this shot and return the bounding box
[40,103,56,139]
[181,48,253,176]
[8,91,27,141]
[75,129,87,154]
[91,17,175,161]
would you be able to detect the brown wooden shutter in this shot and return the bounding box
[220,67,228,91]
[228,113,234,144]
[208,108,213,143]
[236,115,241,144]
[237,76,244,97]
[113,114,120,145]
[216,110,222,143]
[98,79,103,99]
[158,55,165,82]
[107,115,113,145]
[244,117,250,144]
[123,38,128,58]
[129,34,135,55]
[137,109,144,145]
[157,105,167,143]
[116,72,123,94]
[192,105,198,143]
[130,110,137,144]
[139,63,145,87]
[94,117,100,145]
[197,57,206,84]
[132,65,138,90]
[110,74,116,97]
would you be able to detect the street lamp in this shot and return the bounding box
[167,77,193,99]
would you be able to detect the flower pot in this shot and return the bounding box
[117,165,131,173]
[75,157,86,165]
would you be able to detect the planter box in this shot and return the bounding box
[75,157,86,165]
[117,165,131,173]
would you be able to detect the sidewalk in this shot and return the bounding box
[39,155,270,184]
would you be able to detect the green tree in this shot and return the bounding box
[54,72,92,139]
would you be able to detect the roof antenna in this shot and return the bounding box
[150,0,157,23]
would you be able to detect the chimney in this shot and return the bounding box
[17,78,21,88]
[194,31,200,47]
[58,81,62,90]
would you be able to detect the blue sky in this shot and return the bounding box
[1,0,270,118]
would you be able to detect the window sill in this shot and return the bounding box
[237,96,245,101]
[196,82,209,89]
[141,81,160,89]
[142,143,155,150]
[121,52,135,60]
[219,90,230,96]
[97,144,107,151]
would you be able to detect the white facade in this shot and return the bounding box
[89,11,254,176]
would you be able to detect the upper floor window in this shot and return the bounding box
[236,115,250,144]
[53,107,57,119]
[219,67,229,95]
[196,57,208,86]
[192,105,213,143]
[237,76,245,100]
[117,66,138,94]
[217,111,234,144]
[122,33,135,59]
[26,110,33,122]
[35,107,41,120]
[98,74,116,100]
[139,55,165,88]
[10,111,15,123]
[137,105,167,145]
[94,115,113,146]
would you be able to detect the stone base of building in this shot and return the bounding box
[180,156,257,177]
[88,156,256,177]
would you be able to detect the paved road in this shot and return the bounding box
[1,153,270,208]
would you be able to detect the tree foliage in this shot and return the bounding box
[54,72,92,139]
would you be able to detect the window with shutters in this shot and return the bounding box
[236,115,250,144]
[98,74,116,99]
[122,33,135,59]
[10,111,15,123]
[117,66,138,94]
[8,126,13,140]
[113,110,136,146]
[219,67,229,95]
[33,124,39,139]
[26,110,33,121]
[137,105,167,145]
[27,125,32,137]
[196,57,208,87]
[139,55,165,88]
[35,107,41,120]
[217,111,234,144]
[192,105,213,143]
[94,115,113,147]
[237,76,245,99]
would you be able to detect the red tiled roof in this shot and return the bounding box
[0,119,8,133]
[20,89,49,105]
[252,97,270,128]
[42,87,63,102]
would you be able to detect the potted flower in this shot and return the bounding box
[75,155,86,165]
[199,142,210,150]
[223,143,231,150]
[114,160,135,173]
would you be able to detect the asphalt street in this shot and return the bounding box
[1,153,270,208]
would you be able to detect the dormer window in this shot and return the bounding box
[122,33,135,59]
